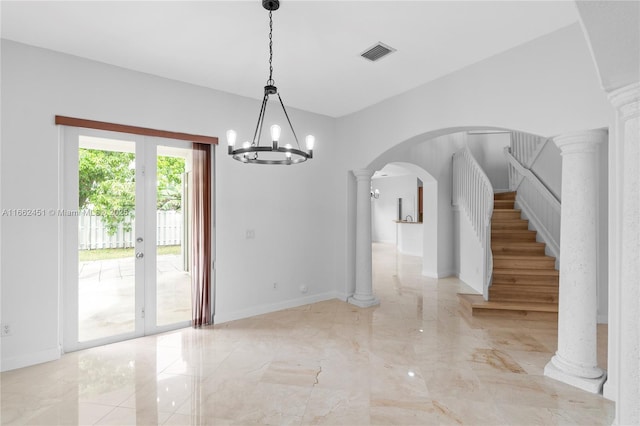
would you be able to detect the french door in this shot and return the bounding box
[63,128,194,351]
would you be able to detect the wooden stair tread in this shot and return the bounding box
[492,242,546,253]
[492,230,537,241]
[494,200,515,207]
[493,255,555,261]
[491,220,529,230]
[458,294,558,312]
[491,283,558,290]
[494,192,516,200]
[493,268,559,276]
[459,190,560,319]
[492,229,535,234]
[492,241,545,247]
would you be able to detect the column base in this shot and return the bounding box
[544,357,607,394]
[348,295,380,308]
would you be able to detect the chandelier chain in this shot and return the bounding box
[268,10,274,85]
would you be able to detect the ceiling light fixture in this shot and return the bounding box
[226,0,314,165]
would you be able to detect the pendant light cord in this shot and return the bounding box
[268,10,274,86]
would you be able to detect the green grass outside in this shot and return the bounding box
[79,245,181,261]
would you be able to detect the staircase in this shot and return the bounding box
[459,191,559,320]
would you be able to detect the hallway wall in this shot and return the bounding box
[0,40,342,371]
[372,174,418,244]
[0,21,614,371]
[338,23,611,296]
[466,132,511,192]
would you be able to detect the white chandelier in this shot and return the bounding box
[226,0,315,165]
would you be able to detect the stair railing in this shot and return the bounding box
[510,131,547,168]
[505,133,561,259]
[453,146,494,300]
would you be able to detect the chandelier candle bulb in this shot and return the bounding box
[226,129,237,154]
[270,124,281,142]
[226,130,237,146]
[305,135,315,152]
[270,124,281,150]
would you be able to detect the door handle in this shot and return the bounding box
[136,252,144,259]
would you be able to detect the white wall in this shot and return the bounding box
[531,141,563,199]
[365,133,466,278]
[467,133,511,191]
[454,210,484,294]
[0,40,342,370]
[337,23,610,297]
[1,21,615,370]
[371,174,418,243]
[397,223,423,257]
[337,24,609,170]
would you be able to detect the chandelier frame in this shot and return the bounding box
[226,0,314,165]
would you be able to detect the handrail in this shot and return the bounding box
[505,147,561,207]
[453,146,494,300]
[510,131,546,168]
[525,137,551,170]
[504,145,561,259]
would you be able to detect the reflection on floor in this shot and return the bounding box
[1,243,613,425]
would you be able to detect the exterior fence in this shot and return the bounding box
[79,210,182,250]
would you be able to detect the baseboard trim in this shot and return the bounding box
[373,239,395,245]
[399,249,422,257]
[597,313,609,324]
[214,291,340,324]
[1,347,60,372]
[425,268,455,279]
[334,292,351,302]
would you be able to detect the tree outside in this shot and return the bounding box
[79,148,185,236]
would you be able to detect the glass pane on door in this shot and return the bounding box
[155,146,192,326]
[78,136,137,341]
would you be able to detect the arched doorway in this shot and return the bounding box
[371,162,438,277]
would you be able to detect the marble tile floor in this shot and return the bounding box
[1,242,613,425]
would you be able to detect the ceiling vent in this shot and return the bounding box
[360,42,396,62]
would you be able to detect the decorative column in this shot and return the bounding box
[608,83,640,424]
[544,129,607,393]
[349,169,379,308]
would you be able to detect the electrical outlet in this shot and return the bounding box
[299,284,308,294]
[273,282,278,290]
[2,323,11,336]
[246,229,255,239]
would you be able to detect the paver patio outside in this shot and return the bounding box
[78,253,191,341]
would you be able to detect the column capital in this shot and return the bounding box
[553,129,608,155]
[609,82,640,120]
[352,169,374,180]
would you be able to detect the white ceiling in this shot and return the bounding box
[1,1,580,117]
